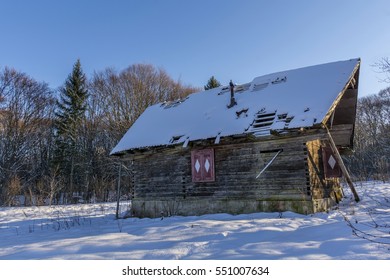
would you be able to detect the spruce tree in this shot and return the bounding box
[204,76,221,90]
[54,59,88,200]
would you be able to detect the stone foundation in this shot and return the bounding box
[130,197,339,218]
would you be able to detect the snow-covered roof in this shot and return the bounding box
[111,58,360,155]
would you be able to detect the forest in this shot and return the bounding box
[0,59,389,207]
[0,61,197,206]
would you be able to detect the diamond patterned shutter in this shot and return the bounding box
[191,151,203,182]
[191,149,215,182]
[322,147,342,178]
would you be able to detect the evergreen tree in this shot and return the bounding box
[204,76,221,90]
[53,59,89,199]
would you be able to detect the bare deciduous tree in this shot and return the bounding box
[0,67,54,206]
[90,64,198,141]
[346,88,390,182]
[87,64,198,202]
[1,63,198,206]
[374,57,390,83]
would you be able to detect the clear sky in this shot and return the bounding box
[1,0,389,96]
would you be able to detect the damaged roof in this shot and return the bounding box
[111,58,360,155]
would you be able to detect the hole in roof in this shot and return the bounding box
[271,76,287,84]
[218,82,251,95]
[277,113,288,120]
[218,86,230,95]
[249,110,276,137]
[236,108,249,118]
[170,135,184,144]
[162,97,188,109]
[252,82,269,92]
[235,83,251,93]
[274,114,294,130]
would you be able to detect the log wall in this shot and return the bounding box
[127,131,342,217]
[306,139,343,212]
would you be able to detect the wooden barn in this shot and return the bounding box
[111,58,361,218]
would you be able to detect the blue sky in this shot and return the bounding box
[1,0,389,96]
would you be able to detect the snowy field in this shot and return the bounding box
[0,181,390,260]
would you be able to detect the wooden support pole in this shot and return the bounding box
[325,125,360,202]
[115,162,122,219]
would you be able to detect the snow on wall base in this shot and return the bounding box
[130,197,340,218]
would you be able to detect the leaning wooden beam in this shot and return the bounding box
[325,125,360,202]
[115,162,122,219]
[256,149,283,179]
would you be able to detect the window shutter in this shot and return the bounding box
[191,149,215,182]
[191,151,203,182]
[202,151,214,181]
[322,147,342,178]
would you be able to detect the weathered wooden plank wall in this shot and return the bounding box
[306,139,343,211]
[121,130,347,217]
[128,131,342,216]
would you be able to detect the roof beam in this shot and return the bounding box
[322,61,360,126]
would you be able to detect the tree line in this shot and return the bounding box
[345,86,390,181]
[0,61,198,206]
[343,58,390,182]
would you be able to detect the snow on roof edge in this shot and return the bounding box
[110,58,361,156]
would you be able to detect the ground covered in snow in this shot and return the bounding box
[1,181,390,260]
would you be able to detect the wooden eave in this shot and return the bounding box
[322,59,360,128]
[112,127,329,159]
[321,60,360,151]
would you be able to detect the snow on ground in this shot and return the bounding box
[0,181,389,260]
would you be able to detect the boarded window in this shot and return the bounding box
[322,147,342,178]
[191,149,215,182]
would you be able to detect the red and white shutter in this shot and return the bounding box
[191,149,215,182]
[322,147,342,178]
[191,151,203,182]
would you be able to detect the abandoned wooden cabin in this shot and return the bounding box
[111,58,361,218]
